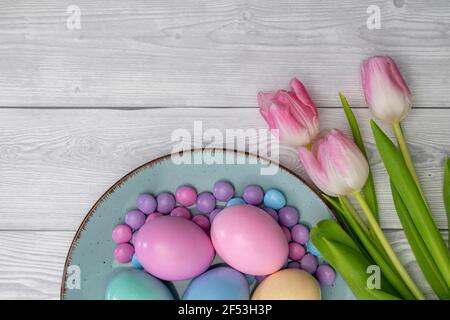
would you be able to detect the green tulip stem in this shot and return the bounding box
[392,122,420,187]
[340,195,385,252]
[339,196,369,232]
[353,191,425,300]
[392,121,431,209]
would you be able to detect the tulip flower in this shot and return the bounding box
[361,56,412,124]
[299,128,424,299]
[362,56,423,200]
[362,56,422,194]
[298,129,369,197]
[258,78,319,148]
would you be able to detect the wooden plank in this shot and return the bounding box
[0,107,448,230]
[0,230,446,299]
[0,0,449,107]
[0,231,72,300]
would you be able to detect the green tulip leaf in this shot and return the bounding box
[334,196,414,299]
[444,156,450,245]
[322,194,361,247]
[339,93,379,220]
[391,183,450,299]
[311,220,400,300]
[371,120,450,288]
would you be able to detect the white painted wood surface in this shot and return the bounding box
[0,108,448,230]
[0,0,448,299]
[0,0,449,108]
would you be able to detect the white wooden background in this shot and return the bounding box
[0,0,448,299]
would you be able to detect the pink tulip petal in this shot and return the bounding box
[257,92,276,129]
[361,56,411,123]
[290,78,316,110]
[299,129,369,196]
[298,146,335,196]
[257,79,319,148]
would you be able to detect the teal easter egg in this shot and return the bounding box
[183,266,249,300]
[105,269,174,300]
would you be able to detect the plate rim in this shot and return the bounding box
[60,147,332,299]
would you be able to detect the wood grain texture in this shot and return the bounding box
[0,0,449,108]
[0,0,449,300]
[0,230,446,299]
[0,107,448,230]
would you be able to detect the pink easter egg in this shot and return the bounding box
[135,216,214,281]
[211,204,288,276]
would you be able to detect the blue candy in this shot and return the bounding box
[131,253,143,269]
[307,240,321,257]
[245,274,255,285]
[226,197,245,207]
[263,188,286,210]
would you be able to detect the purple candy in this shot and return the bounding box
[114,243,134,263]
[264,208,278,221]
[170,206,192,220]
[243,185,264,205]
[196,191,216,214]
[315,264,336,286]
[291,224,310,245]
[156,192,176,214]
[192,214,211,231]
[300,254,318,274]
[287,261,300,269]
[212,181,235,201]
[255,275,267,283]
[112,224,132,244]
[209,208,222,223]
[288,242,306,261]
[278,206,300,227]
[125,210,146,230]
[136,193,157,214]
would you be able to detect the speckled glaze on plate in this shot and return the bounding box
[61,149,354,300]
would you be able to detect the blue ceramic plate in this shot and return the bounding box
[61,149,354,300]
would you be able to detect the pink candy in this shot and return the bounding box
[288,242,306,260]
[114,243,134,263]
[112,224,132,244]
[192,214,210,231]
[170,207,192,220]
[281,226,292,242]
[146,212,162,222]
[175,186,197,207]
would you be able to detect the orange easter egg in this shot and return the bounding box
[252,269,321,300]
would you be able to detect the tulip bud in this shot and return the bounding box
[298,129,369,197]
[258,78,319,148]
[361,56,412,124]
